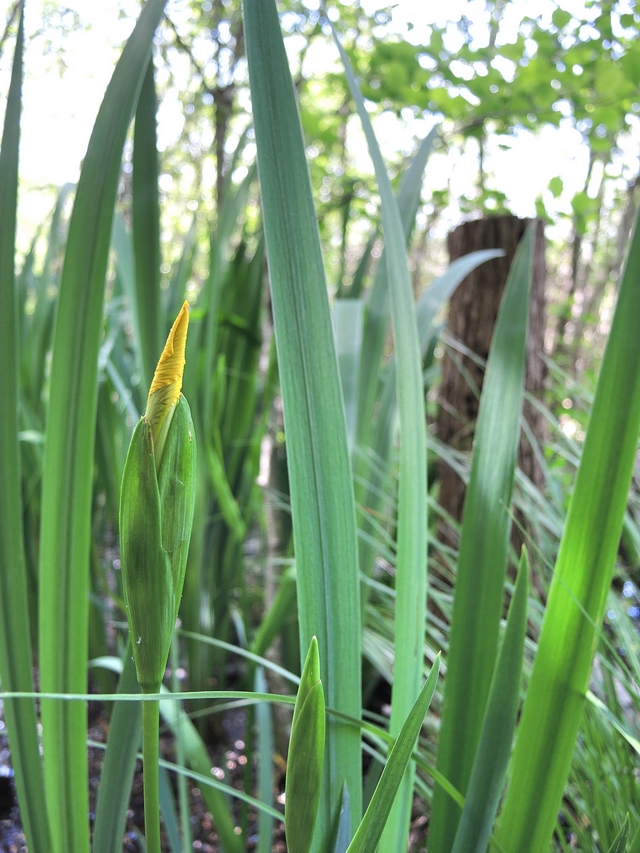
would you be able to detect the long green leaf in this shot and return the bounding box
[333,299,363,450]
[496,212,640,851]
[430,225,534,852]
[0,6,51,851]
[255,667,275,853]
[356,125,438,453]
[37,5,167,852]
[450,549,528,853]
[331,27,427,850]
[372,250,504,463]
[20,184,73,421]
[111,214,146,413]
[353,130,438,598]
[199,161,257,439]
[132,55,162,391]
[415,251,505,353]
[243,1,362,846]
[348,133,440,644]
[345,655,441,853]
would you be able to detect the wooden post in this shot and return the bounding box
[437,215,547,547]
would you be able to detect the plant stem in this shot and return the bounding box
[142,696,161,853]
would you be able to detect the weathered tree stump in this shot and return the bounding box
[437,215,547,548]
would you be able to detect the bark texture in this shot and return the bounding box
[437,216,547,546]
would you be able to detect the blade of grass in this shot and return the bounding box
[587,690,640,756]
[132,55,162,391]
[243,1,362,845]
[92,646,142,853]
[333,299,363,450]
[450,549,528,853]
[496,212,640,852]
[37,5,168,852]
[200,162,257,439]
[158,766,181,853]
[333,785,351,853]
[0,6,52,851]
[330,25,427,850]
[344,655,441,853]
[20,184,73,420]
[353,130,437,604]
[415,251,505,353]
[371,250,504,475]
[111,215,147,413]
[430,225,534,853]
[607,816,630,853]
[256,667,275,853]
[356,125,438,454]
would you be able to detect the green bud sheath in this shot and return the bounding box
[120,416,172,692]
[285,637,326,853]
[157,396,197,605]
[120,395,196,692]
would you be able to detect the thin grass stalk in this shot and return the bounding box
[255,667,275,853]
[331,28,428,850]
[37,5,167,851]
[0,6,51,850]
[243,0,362,844]
[496,211,640,852]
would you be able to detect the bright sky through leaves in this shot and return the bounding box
[2,0,639,244]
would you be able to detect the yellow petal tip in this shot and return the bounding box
[145,301,190,443]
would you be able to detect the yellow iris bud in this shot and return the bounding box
[119,302,197,692]
[145,300,189,466]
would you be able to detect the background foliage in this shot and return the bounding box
[2,0,640,851]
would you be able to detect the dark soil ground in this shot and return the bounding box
[0,698,430,853]
[0,698,288,853]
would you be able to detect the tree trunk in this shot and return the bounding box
[437,215,547,548]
